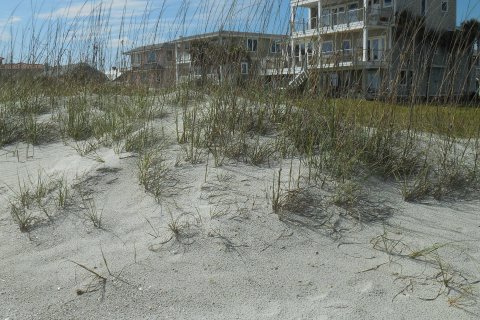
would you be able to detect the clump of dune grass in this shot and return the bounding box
[81,197,104,229]
[7,171,71,232]
[137,150,176,201]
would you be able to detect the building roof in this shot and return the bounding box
[171,30,287,43]
[123,43,175,55]
[0,62,44,70]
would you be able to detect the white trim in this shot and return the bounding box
[147,51,156,63]
[368,36,385,61]
[270,40,281,53]
[321,40,334,53]
[247,38,258,52]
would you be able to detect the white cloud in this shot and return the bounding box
[37,0,151,20]
[0,16,21,43]
[0,16,22,27]
[0,30,11,42]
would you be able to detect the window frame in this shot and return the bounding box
[342,40,352,53]
[270,40,281,54]
[133,53,141,65]
[147,51,157,63]
[368,36,385,61]
[441,1,448,13]
[400,70,407,86]
[408,70,414,86]
[166,50,173,62]
[321,41,334,54]
[247,38,258,52]
[241,62,249,75]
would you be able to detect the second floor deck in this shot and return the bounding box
[292,6,392,38]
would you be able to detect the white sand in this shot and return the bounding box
[1,106,479,320]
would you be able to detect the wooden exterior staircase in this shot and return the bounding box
[288,68,309,89]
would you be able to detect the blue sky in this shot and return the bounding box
[1,0,480,67]
[0,0,289,67]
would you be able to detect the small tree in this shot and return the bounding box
[189,38,250,86]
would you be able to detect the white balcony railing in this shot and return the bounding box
[293,7,392,35]
[290,49,390,69]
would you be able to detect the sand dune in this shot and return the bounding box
[1,102,479,320]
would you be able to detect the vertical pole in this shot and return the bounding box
[318,0,322,31]
[219,36,223,84]
[362,0,368,62]
[290,4,295,71]
[318,0,322,67]
[175,42,179,86]
[362,0,369,94]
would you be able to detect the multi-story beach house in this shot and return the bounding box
[122,42,176,86]
[123,31,287,87]
[173,31,287,85]
[288,0,477,100]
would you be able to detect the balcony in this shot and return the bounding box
[292,7,392,38]
[176,52,191,64]
[291,49,389,69]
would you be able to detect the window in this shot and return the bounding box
[342,40,351,53]
[400,70,407,86]
[166,50,173,61]
[384,0,392,7]
[300,43,306,55]
[348,3,359,23]
[133,53,141,65]
[321,41,333,54]
[322,8,331,27]
[307,42,314,54]
[408,71,414,86]
[270,40,281,53]
[147,51,156,63]
[421,0,426,16]
[441,1,448,13]
[368,37,385,61]
[247,39,258,52]
[241,62,249,74]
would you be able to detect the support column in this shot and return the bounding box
[219,36,223,84]
[318,0,322,30]
[290,4,295,71]
[362,0,368,62]
[318,0,322,67]
[175,42,179,86]
[362,0,369,94]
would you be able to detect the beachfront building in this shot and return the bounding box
[287,0,478,100]
[122,43,176,86]
[0,61,45,83]
[122,31,287,87]
[172,31,287,85]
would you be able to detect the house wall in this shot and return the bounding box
[175,34,285,82]
[129,47,175,70]
[125,46,176,87]
[396,0,456,31]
